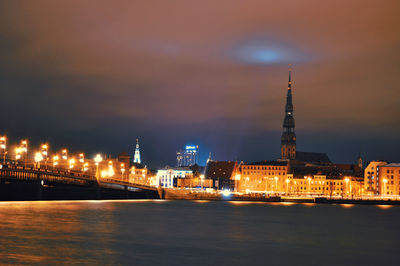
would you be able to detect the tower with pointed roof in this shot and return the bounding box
[134,139,141,164]
[281,68,296,160]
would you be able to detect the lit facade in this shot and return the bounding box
[156,167,193,188]
[177,145,199,166]
[377,163,400,196]
[364,161,387,194]
[238,161,288,193]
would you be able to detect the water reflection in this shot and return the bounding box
[0,200,399,265]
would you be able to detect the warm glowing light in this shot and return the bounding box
[62,149,68,160]
[222,189,231,197]
[0,136,6,150]
[34,152,43,163]
[341,204,354,208]
[52,155,59,166]
[69,158,75,169]
[79,153,84,163]
[15,147,22,160]
[200,174,205,180]
[383,178,388,184]
[83,162,89,171]
[94,154,103,165]
[377,205,392,210]
[40,144,48,157]
[20,140,28,153]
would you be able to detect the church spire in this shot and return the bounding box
[281,66,296,160]
[134,138,141,164]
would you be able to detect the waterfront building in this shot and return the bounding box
[364,161,388,194]
[129,164,148,185]
[134,139,141,164]
[237,161,288,193]
[176,145,199,166]
[156,166,193,188]
[377,163,400,196]
[287,174,363,197]
[205,161,238,190]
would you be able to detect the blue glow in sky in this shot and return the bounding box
[232,37,310,65]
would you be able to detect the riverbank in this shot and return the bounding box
[160,188,400,205]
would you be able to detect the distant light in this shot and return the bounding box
[185,145,197,150]
[222,189,231,197]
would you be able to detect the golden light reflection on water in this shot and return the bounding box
[301,203,316,207]
[340,204,355,208]
[377,205,392,210]
[193,200,210,203]
[0,200,120,265]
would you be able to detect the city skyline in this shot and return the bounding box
[1,1,399,167]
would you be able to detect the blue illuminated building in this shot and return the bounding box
[177,145,199,167]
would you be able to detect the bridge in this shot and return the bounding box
[0,165,160,201]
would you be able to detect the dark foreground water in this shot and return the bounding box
[0,200,399,266]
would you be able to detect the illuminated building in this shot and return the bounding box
[129,165,149,185]
[205,161,238,190]
[134,138,141,164]
[377,163,400,196]
[177,145,199,166]
[287,174,363,197]
[238,161,288,193]
[156,167,193,188]
[364,161,387,194]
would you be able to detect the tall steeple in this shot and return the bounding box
[134,138,141,164]
[281,67,296,160]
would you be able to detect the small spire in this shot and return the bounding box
[288,64,292,89]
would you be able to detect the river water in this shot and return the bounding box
[0,200,398,265]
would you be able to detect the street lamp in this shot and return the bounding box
[286,178,290,194]
[120,163,125,181]
[107,161,114,178]
[20,140,28,167]
[52,155,59,168]
[345,178,350,197]
[0,136,6,164]
[382,178,388,197]
[83,162,89,172]
[15,147,22,161]
[34,152,43,169]
[79,153,84,163]
[62,149,68,160]
[41,144,48,168]
[94,154,103,182]
[69,158,75,170]
[200,174,205,190]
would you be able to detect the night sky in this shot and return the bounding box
[1,0,399,168]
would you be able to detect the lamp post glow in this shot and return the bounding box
[200,174,205,190]
[15,147,22,161]
[52,155,59,168]
[69,158,75,169]
[20,140,28,167]
[62,149,68,160]
[120,163,125,181]
[83,162,89,172]
[34,152,43,169]
[274,176,278,193]
[345,178,350,197]
[94,154,103,182]
[286,178,290,194]
[41,144,48,168]
[382,178,388,197]
[0,136,6,164]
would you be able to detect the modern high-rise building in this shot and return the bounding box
[177,145,199,166]
[281,69,296,160]
[134,139,141,164]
